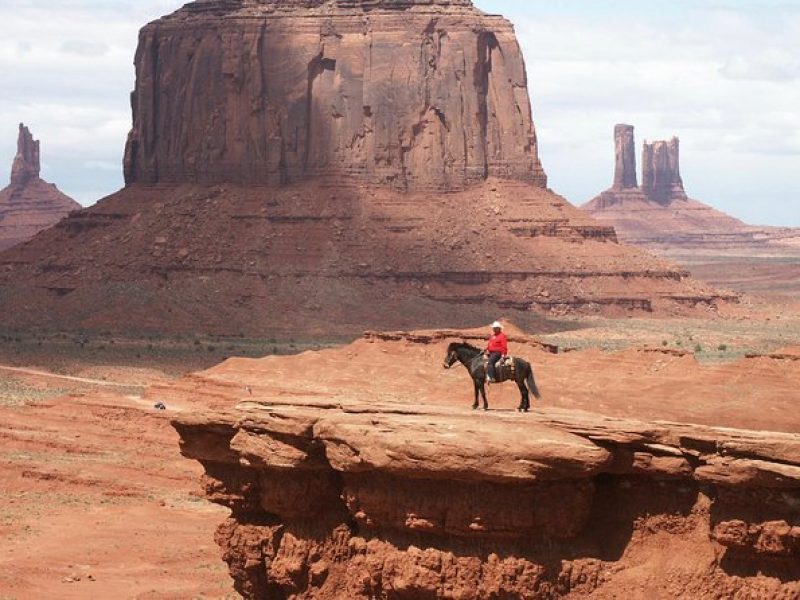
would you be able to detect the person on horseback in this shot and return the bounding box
[485,321,507,383]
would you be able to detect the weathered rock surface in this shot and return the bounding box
[124,0,546,191]
[0,124,80,251]
[167,329,800,599]
[584,125,800,254]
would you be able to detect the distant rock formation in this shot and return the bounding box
[641,137,687,204]
[0,124,81,251]
[0,4,730,337]
[10,124,40,187]
[583,124,795,252]
[613,124,637,190]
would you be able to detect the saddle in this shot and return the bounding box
[484,356,516,382]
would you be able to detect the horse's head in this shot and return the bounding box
[443,342,460,369]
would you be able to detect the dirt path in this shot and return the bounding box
[0,364,140,388]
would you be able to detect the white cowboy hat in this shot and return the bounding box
[491,321,503,329]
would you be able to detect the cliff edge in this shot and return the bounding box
[166,329,800,599]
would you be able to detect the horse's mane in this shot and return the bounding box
[450,341,482,352]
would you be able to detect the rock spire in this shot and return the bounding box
[10,124,40,187]
[0,124,80,251]
[642,137,687,204]
[613,124,637,190]
[582,126,781,252]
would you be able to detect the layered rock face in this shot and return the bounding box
[124,0,546,191]
[583,125,793,252]
[0,124,80,252]
[0,5,730,336]
[166,331,800,599]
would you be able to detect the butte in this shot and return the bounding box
[0,124,80,252]
[583,124,800,254]
[0,1,728,337]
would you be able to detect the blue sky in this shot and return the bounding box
[1,0,798,225]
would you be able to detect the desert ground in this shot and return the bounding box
[0,273,798,598]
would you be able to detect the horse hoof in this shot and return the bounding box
[472,405,479,411]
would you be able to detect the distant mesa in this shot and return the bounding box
[0,3,730,336]
[0,124,81,252]
[583,124,798,252]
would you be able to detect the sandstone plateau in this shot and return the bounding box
[583,125,800,254]
[162,327,800,599]
[0,124,80,252]
[0,1,730,337]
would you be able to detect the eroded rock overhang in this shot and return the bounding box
[173,399,800,598]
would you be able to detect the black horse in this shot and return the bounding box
[443,342,542,412]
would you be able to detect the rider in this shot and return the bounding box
[485,321,507,383]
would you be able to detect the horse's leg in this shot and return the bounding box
[516,377,529,412]
[480,383,489,411]
[472,379,480,410]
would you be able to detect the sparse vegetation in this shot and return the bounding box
[0,376,70,407]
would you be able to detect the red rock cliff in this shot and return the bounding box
[123,0,547,191]
[167,331,800,599]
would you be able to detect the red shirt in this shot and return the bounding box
[487,332,508,355]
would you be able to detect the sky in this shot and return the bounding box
[0,1,798,226]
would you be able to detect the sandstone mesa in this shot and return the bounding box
[0,0,730,336]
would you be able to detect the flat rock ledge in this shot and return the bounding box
[173,400,800,599]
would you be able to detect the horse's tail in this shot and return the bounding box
[526,364,542,400]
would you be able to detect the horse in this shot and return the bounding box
[442,342,542,412]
